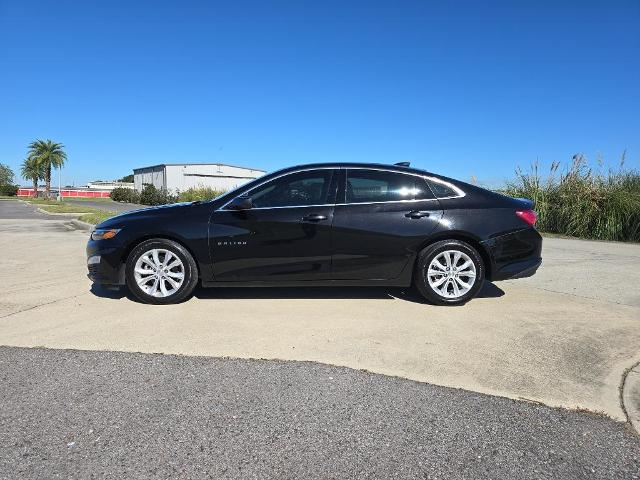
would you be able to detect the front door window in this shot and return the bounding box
[245,170,333,208]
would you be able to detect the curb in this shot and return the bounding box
[621,360,640,435]
[35,207,88,217]
[68,219,94,231]
[25,204,98,230]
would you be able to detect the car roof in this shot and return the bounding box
[272,162,480,196]
[273,162,439,178]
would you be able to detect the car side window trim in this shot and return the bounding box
[217,166,464,211]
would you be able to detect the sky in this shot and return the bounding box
[1,0,639,187]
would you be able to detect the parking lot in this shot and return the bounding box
[1,199,639,477]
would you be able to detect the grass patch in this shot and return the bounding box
[38,204,105,214]
[78,211,116,225]
[21,198,60,205]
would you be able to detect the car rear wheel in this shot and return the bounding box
[125,239,199,305]
[414,239,485,306]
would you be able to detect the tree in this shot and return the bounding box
[118,174,134,183]
[0,163,15,186]
[27,140,67,197]
[21,157,45,197]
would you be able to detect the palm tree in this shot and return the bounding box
[20,157,45,197]
[27,139,67,197]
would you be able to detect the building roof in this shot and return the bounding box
[133,163,266,173]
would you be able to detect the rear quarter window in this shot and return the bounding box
[425,179,462,199]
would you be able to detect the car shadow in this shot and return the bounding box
[193,281,505,304]
[90,280,505,305]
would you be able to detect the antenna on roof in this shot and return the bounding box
[394,161,411,167]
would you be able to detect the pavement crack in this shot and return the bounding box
[525,285,639,308]
[0,292,90,319]
[620,358,640,435]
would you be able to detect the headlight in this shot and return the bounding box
[91,228,121,241]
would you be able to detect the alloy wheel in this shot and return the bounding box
[426,249,477,299]
[133,248,185,298]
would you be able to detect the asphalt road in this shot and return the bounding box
[1,346,638,480]
[0,199,58,220]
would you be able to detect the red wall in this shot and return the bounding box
[17,188,111,198]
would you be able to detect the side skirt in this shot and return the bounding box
[202,278,412,288]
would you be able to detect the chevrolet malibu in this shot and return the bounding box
[87,162,542,305]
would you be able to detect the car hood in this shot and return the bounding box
[96,202,199,228]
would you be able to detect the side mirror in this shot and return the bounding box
[227,195,253,211]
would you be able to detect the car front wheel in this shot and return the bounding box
[125,239,199,305]
[414,239,485,306]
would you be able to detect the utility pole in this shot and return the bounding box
[57,166,62,201]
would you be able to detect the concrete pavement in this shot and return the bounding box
[514,235,640,307]
[1,199,638,424]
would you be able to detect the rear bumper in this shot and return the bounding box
[493,257,541,280]
[481,228,543,281]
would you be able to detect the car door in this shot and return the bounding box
[331,168,443,280]
[210,168,338,282]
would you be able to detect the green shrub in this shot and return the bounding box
[139,185,176,206]
[503,154,640,242]
[0,184,18,196]
[110,187,140,204]
[177,186,226,202]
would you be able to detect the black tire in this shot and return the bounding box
[125,238,199,305]
[413,239,485,306]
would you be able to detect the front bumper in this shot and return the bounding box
[86,239,126,285]
[481,227,543,281]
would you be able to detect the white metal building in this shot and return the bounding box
[133,163,265,193]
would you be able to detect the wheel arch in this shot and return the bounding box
[122,234,202,279]
[415,232,493,280]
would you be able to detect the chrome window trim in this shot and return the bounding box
[217,166,465,211]
[337,198,439,206]
[221,203,335,211]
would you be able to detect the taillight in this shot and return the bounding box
[516,209,537,226]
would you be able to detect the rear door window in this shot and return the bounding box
[345,169,434,203]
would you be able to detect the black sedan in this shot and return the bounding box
[87,163,542,305]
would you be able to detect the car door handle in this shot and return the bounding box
[302,214,327,222]
[405,210,430,219]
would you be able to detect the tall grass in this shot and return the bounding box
[503,154,640,242]
[176,186,226,202]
